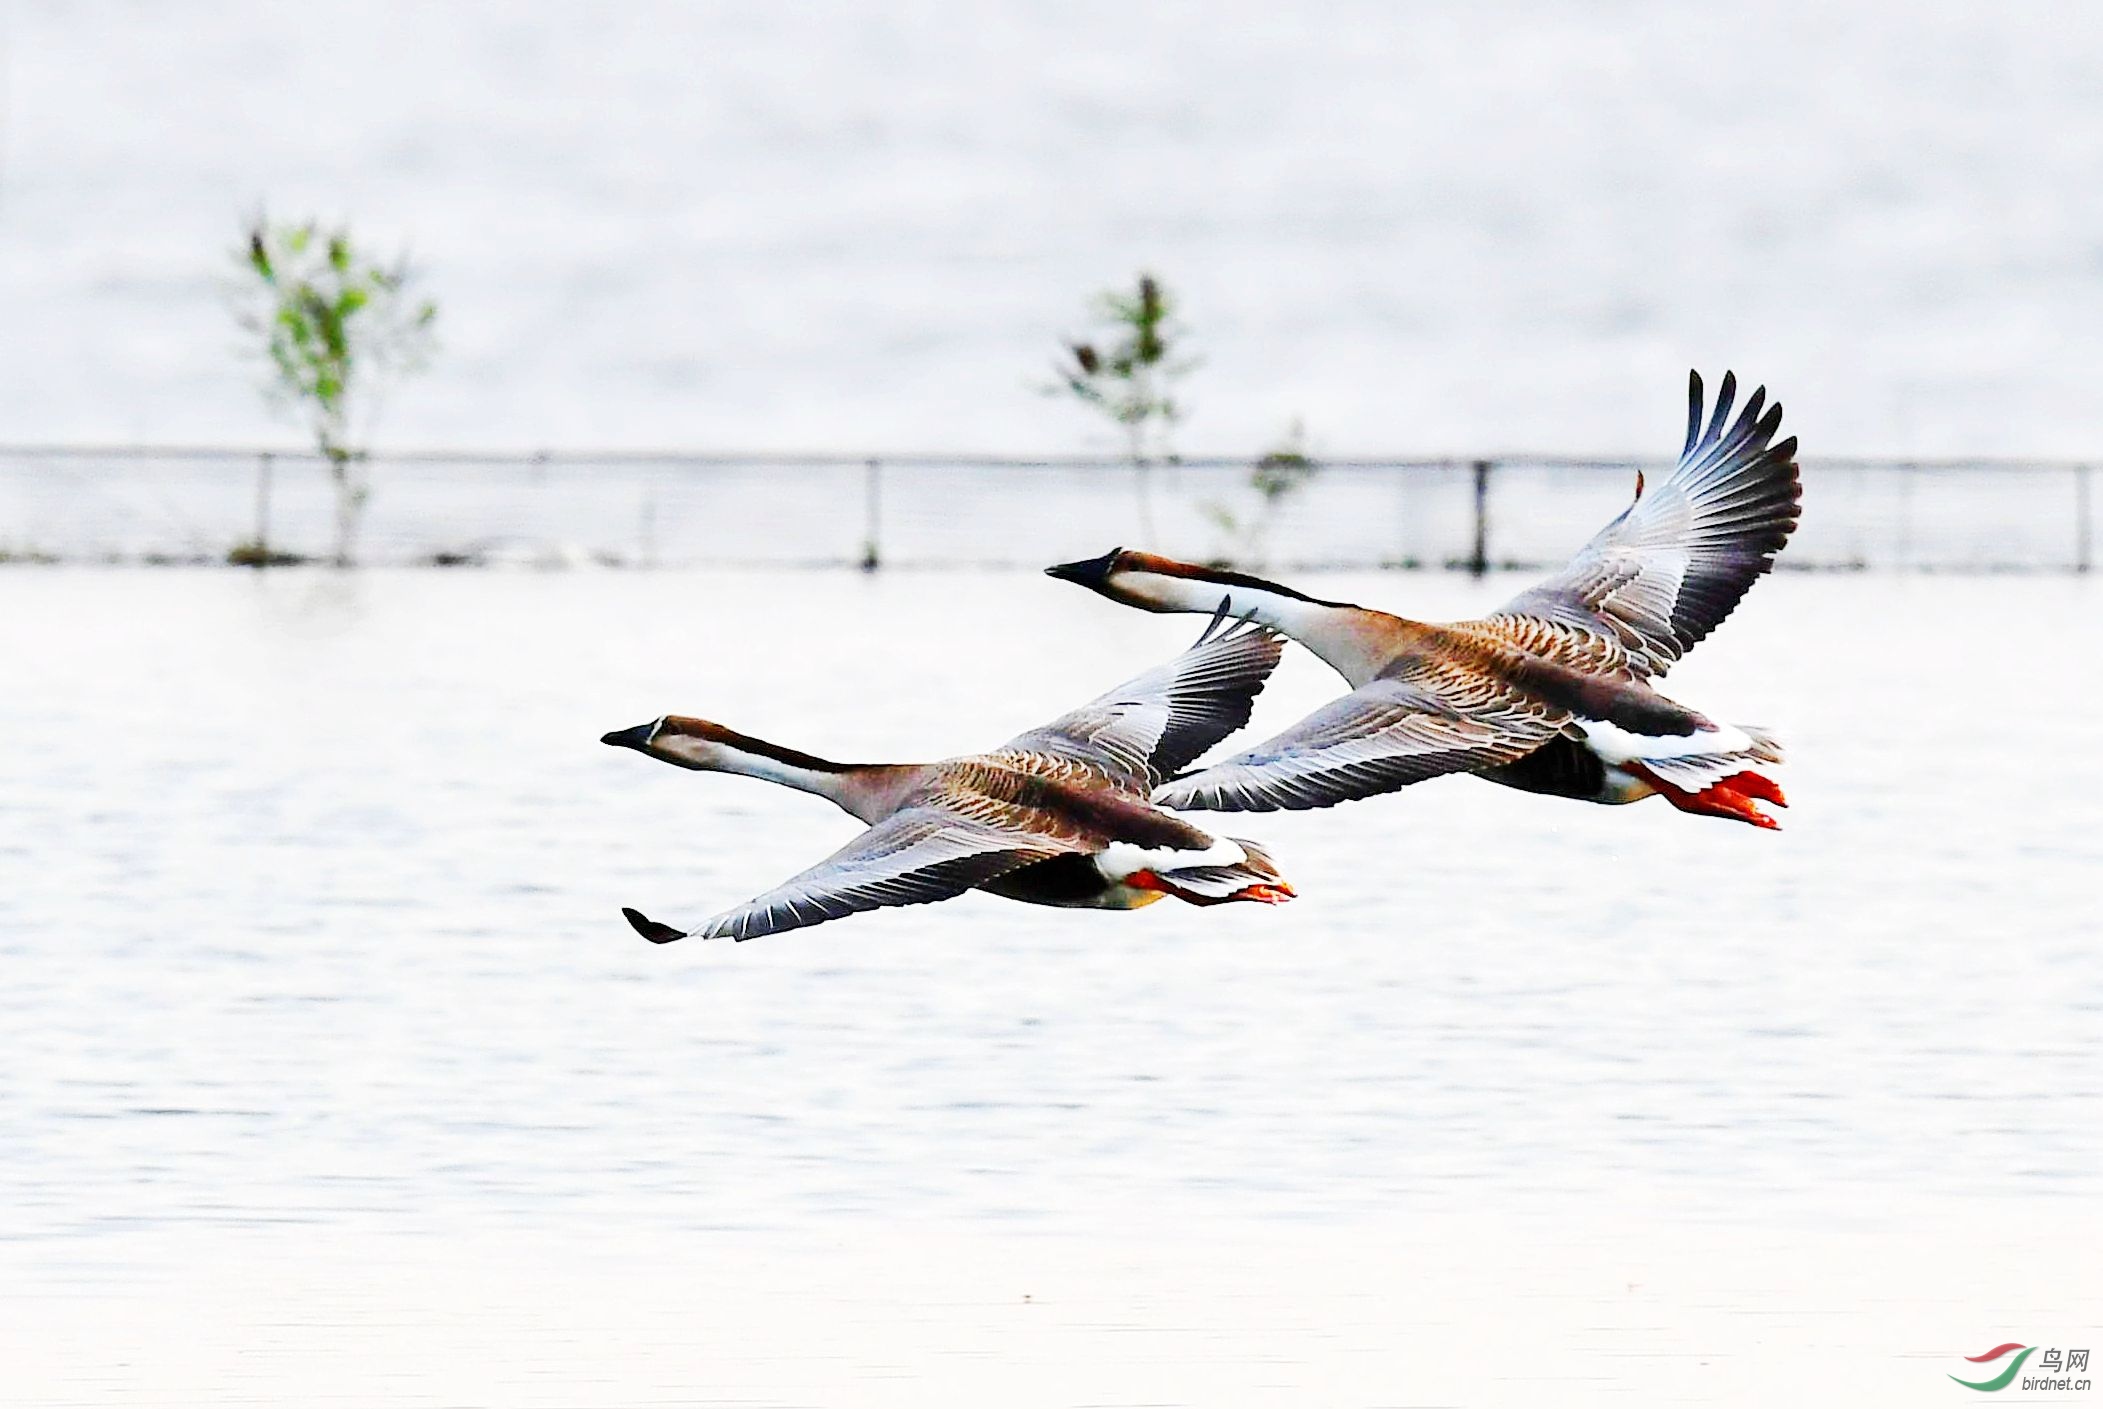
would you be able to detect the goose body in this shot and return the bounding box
[1046,371,1800,828]
[601,614,1295,940]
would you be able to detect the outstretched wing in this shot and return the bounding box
[1153,660,1566,813]
[997,608,1284,789]
[627,806,1081,943]
[1489,370,1801,678]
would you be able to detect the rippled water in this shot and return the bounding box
[2,567,2099,1403]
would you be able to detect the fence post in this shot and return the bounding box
[2078,464,2094,574]
[253,452,273,567]
[1894,463,1912,571]
[860,458,882,572]
[1468,459,1491,577]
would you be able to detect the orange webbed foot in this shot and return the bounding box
[1719,770,1787,808]
[1687,780,1781,830]
[1629,763,1784,830]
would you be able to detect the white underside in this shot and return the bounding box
[1096,835,1246,881]
[1576,716,1754,765]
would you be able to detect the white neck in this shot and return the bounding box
[1117,570,1405,687]
[711,743,861,815]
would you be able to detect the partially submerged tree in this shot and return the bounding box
[231,217,437,565]
[1049,273,1195,539]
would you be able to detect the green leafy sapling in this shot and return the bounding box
[1049,273,1196,540]
[231,218,437,566]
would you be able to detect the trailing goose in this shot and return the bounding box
[600,612,1295,941]
[1046,371,1800,828]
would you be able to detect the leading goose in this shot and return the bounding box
[601,612,1295,941]
[1047,371,1800,828]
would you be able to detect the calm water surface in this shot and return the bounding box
[2,568,2098,1405]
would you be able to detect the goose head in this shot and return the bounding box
[1043,547,1192,611]
[602,714,689,767]
[1047,546,1332,616]
[600,715,842,776]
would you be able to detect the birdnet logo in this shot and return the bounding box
[1950,1342,2092,1393]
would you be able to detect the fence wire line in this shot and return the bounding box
[0,445,2093,574]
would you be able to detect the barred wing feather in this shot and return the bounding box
[698,807,1078,941]
[998,611,1284,789]
[1153,667,1565,813]
[1491,370,1801,677]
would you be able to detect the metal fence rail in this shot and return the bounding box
[0,445,2094,573]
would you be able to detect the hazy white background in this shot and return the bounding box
[3,1,2101,456]
[4,6,2100,1406]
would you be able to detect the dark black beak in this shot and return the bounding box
[600,722,657,751]
[1045,547,1122,586]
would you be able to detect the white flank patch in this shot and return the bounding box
[1577,716,1754,765]
[1097,835,1247,881]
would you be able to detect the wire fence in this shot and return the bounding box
[0,444,2094,573]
